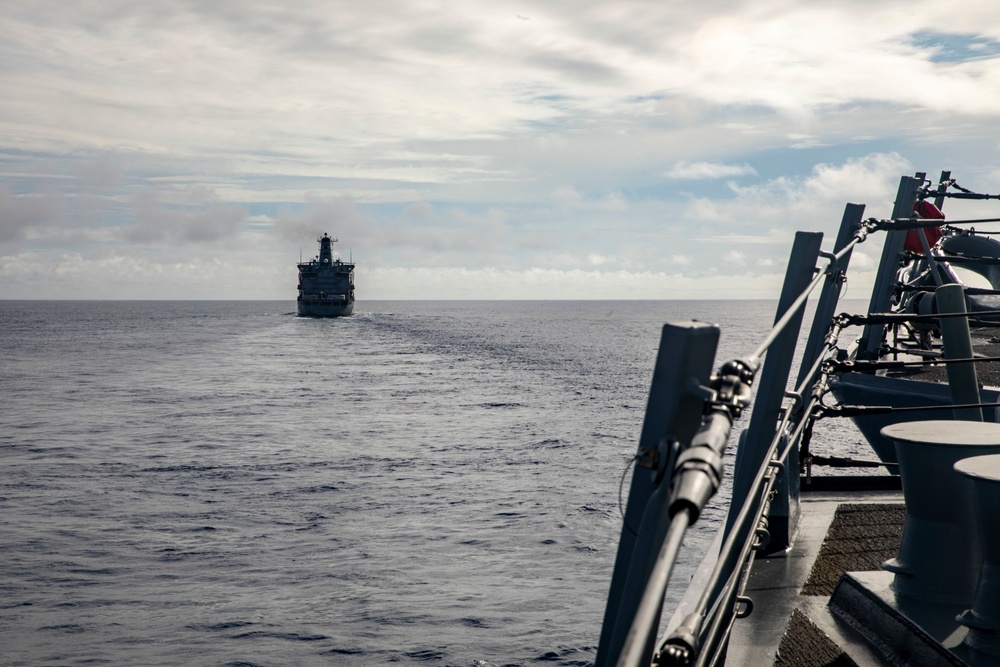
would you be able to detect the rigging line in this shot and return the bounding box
[659,362,826,663]
[897,269,934,290]
[618,455,639,537]
[830,354,1000,373]
[945,180,969,194]
[838,309,1000,325]
[708,416,810,659]
[671,476,767,660]
[941,193,1000,200]
[684,501,761,667]
[791,332,841,401]
[917,216,1000,226]
[880,344,943,359]
[922,254,1000,266]
[616,507,693,667]
[817,400,1000,418]
[964,318,1000,329]
[678,398,803,638]
[838,273,849,300]
[692,561,746,667]
[690,469,781,667]
[944,226,1000,235]
[921,178,1000,200]
[890,315,1000,330]
[938,181,1000,200]
[745,232,862,369]
[896,285,1000,298]
[834,225,872,262]
[869,216,1000,230]
[668,402,813,667]
[750,254,833,362]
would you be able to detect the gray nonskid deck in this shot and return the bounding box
[722,491,905,666]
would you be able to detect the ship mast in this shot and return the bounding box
[318,233,338,265]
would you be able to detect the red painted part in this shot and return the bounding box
[904,200,945,253]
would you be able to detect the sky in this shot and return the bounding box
[2,1,1000,300]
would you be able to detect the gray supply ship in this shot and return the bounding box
[296,233,355,317]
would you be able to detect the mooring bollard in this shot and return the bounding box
[954,453,1000,660]
[880,421,1000,606]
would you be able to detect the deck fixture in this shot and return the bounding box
[955,453,1000,660]
[881,421,1000,606]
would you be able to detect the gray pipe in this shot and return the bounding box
[937,283,983,421]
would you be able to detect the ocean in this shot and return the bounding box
[0,300,862,666]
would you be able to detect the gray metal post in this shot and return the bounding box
[936,283,983,421]
[596,322,719,667]
[796,203,865,391]
[859,175,923,358]
[776,205,865,527]
[727,231,823,552]
[933,170,952,209]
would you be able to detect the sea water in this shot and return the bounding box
[0,300,865,666]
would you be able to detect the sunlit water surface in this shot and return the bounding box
[1,300,867,666]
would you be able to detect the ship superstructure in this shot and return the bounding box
[297,233,355,317]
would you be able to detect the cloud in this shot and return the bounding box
[0,187,62,245]
[723,250,746,265]
[124,188,247,245]
[663,161,757,180]
[75,157,124,189]
[724,152,914,218]
[5,2,1000,166]
[2,3,1000,299]
[271,196,514,265]
[670,254,693,266]
[0,247,291,300]
[362,265,790,299]
[272,196,370,247]
[552,185,584,206]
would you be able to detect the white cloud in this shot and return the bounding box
[718,153,915,225]
[4,2,1000,165]
[362,265,790,300]
[663,161,758,180]
[723,250,747,265]
[552,185,584,206]
[2,3,1000,298]
[0,246,288,300]
[670,254,693,266]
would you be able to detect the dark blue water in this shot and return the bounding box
[0,300,861,666]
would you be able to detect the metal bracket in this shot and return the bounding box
[637,438,674,484]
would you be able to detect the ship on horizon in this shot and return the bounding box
[296,233,355,317]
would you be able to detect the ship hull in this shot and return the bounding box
[297,298,354,317]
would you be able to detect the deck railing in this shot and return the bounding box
[595,226,859,666]
[594,174,962,667]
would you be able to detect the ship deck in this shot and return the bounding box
[725,478,907,667]
[717,475,987,666]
